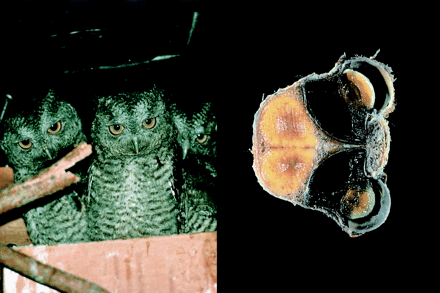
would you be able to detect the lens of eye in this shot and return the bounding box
[18,139,32,149]
[340,188,375,220]
[142,118,156,129]
[196,134,208,144]
[109,124,124,135]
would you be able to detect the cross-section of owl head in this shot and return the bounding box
[91,87,176,158]
[0,90,86,182]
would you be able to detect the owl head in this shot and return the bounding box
[0,90,86,181]
[174,102,217,160]
[91,87,176,157]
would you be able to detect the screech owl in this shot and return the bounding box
[0,90,89,245]
[86,87,180,241]
[172,101,217,176]
[172,101,217,233]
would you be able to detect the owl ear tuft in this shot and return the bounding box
[46,89,56,97]
[44,89,57,102]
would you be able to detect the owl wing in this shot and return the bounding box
[23,186,90,245]
[179,157,217,234]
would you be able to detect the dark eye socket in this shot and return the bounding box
[196,134,208,144]
[109,124,124,135]
[142,118,156,129]
[47,121,62,134]
[18,139,32,149]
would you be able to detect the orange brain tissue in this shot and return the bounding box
[252,54,395,237]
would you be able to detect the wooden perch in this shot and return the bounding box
[0,142,91,215]
[0,245,109,293]
[0,142,109,293]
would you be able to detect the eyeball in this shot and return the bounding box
[18,139,32,149]
[109,124,124,135]
[47,121,62,134]
[142,118,156,129]
[196,134,208,144]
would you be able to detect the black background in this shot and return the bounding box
[0,0,430,290]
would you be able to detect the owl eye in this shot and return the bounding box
[18,139,32,149]
[142,118,156,129]
[47,121,62,134]
[196,134,208,144]
[109,124,124,135]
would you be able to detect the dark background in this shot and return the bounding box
[0,0,429,290]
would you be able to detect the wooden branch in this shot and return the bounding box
[0,143,109,293]
[0,142,92,215]
[0,245,109,293]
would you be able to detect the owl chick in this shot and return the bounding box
[172,101,217,233]
[0,90,90,245]
[172,101,217,176]
[87,87,180,241]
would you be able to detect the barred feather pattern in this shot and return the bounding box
[87,149,179,241]
[23,190,89,245]
[178,156,217,234]
[180,188,217,234]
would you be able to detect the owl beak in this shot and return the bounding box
[132,137,140,154]
[43,145,53,160]
[182,140,189,160]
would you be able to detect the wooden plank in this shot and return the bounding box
[3,232,217,293]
